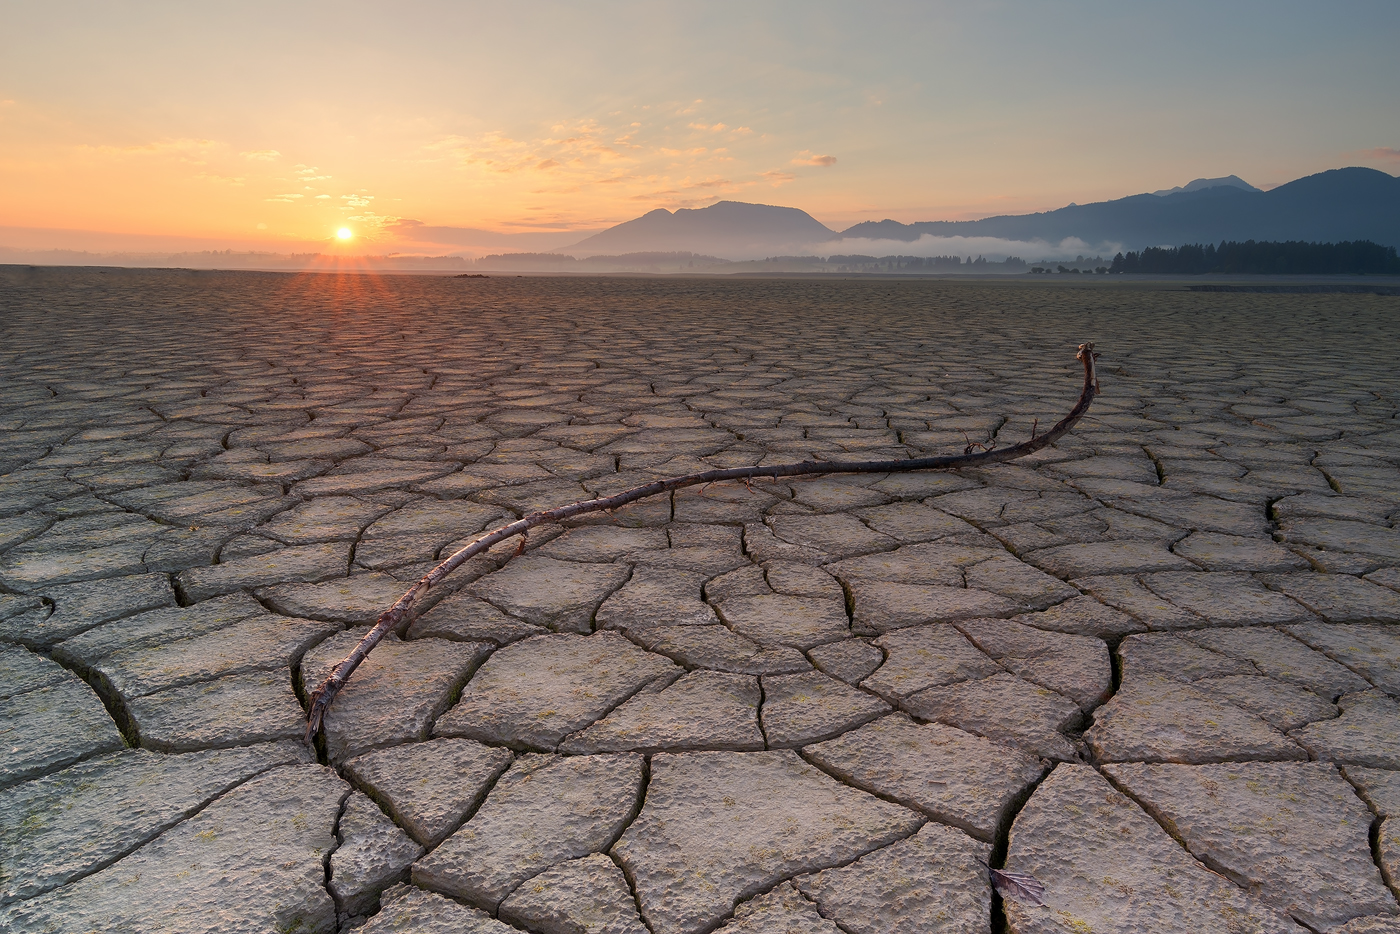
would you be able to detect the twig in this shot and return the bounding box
[961,430,992,456]
[303,342,1101,742]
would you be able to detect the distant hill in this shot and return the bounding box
[540,167,1400,262]
[839,168,1400,250]
[563,201,834,258]
[1150,175,1260,197]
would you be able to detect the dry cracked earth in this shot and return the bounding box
[2,267,1400,934]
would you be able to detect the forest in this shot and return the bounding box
[1110,240,1400,274]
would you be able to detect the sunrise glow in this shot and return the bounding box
[0,4,1396,262]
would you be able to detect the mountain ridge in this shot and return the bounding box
[837,168,1400,250]
[564,200,833,257]
[1150,175,1260,197]
[556,168,1400,259]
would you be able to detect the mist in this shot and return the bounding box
[803,234,1124,263]
[387,221,594,255]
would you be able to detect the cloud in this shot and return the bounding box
[240,149,280,161]
[434,125,630,176]
[266,193,304,202]
[792,152,837,167]
[1357,147,1400,162]
[82,138,218,163]
[682,177,736,190]
[417,111,795,223]
[344,211,398,231]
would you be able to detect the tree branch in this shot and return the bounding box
[303,342,1101,742]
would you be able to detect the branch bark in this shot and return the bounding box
[304,342,1101,742]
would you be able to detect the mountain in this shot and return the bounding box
[1150,175,1260,196]
[837,168,1400,250]
[548,167,1400,262]
[563,201,834,258]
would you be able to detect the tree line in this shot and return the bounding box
[1110,240,1400,275]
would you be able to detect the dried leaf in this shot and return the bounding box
[990,868,1045,906]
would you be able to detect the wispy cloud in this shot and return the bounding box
[432,127,624,175]
[240,149,280,161]
[682,177,737,191]
[345,211,397,231]
[1356,147,1400,162]
[82,137,219,164]
[414,107,815,221]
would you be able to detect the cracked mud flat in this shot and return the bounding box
[1,267,1399,934]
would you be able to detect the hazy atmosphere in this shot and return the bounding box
[6,6,1400,934]
[3,1,1399,262]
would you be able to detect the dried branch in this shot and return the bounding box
[304,342,1101,742]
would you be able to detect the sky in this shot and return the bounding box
[2,0,1398,257]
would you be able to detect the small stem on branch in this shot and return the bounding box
[302,342,1100,742]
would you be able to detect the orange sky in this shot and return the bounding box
[2,2,1398,257]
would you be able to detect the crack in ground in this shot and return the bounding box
[8,274,1400,934]
[603,754,656,932]
[699,815,928,934]
[1,755,309,908]
[324,784,353,930]
[39,650,143,750]
[1340,767,1400,905]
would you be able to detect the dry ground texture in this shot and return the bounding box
[1,267,1399,934]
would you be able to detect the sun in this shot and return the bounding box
[336,227,353,240]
